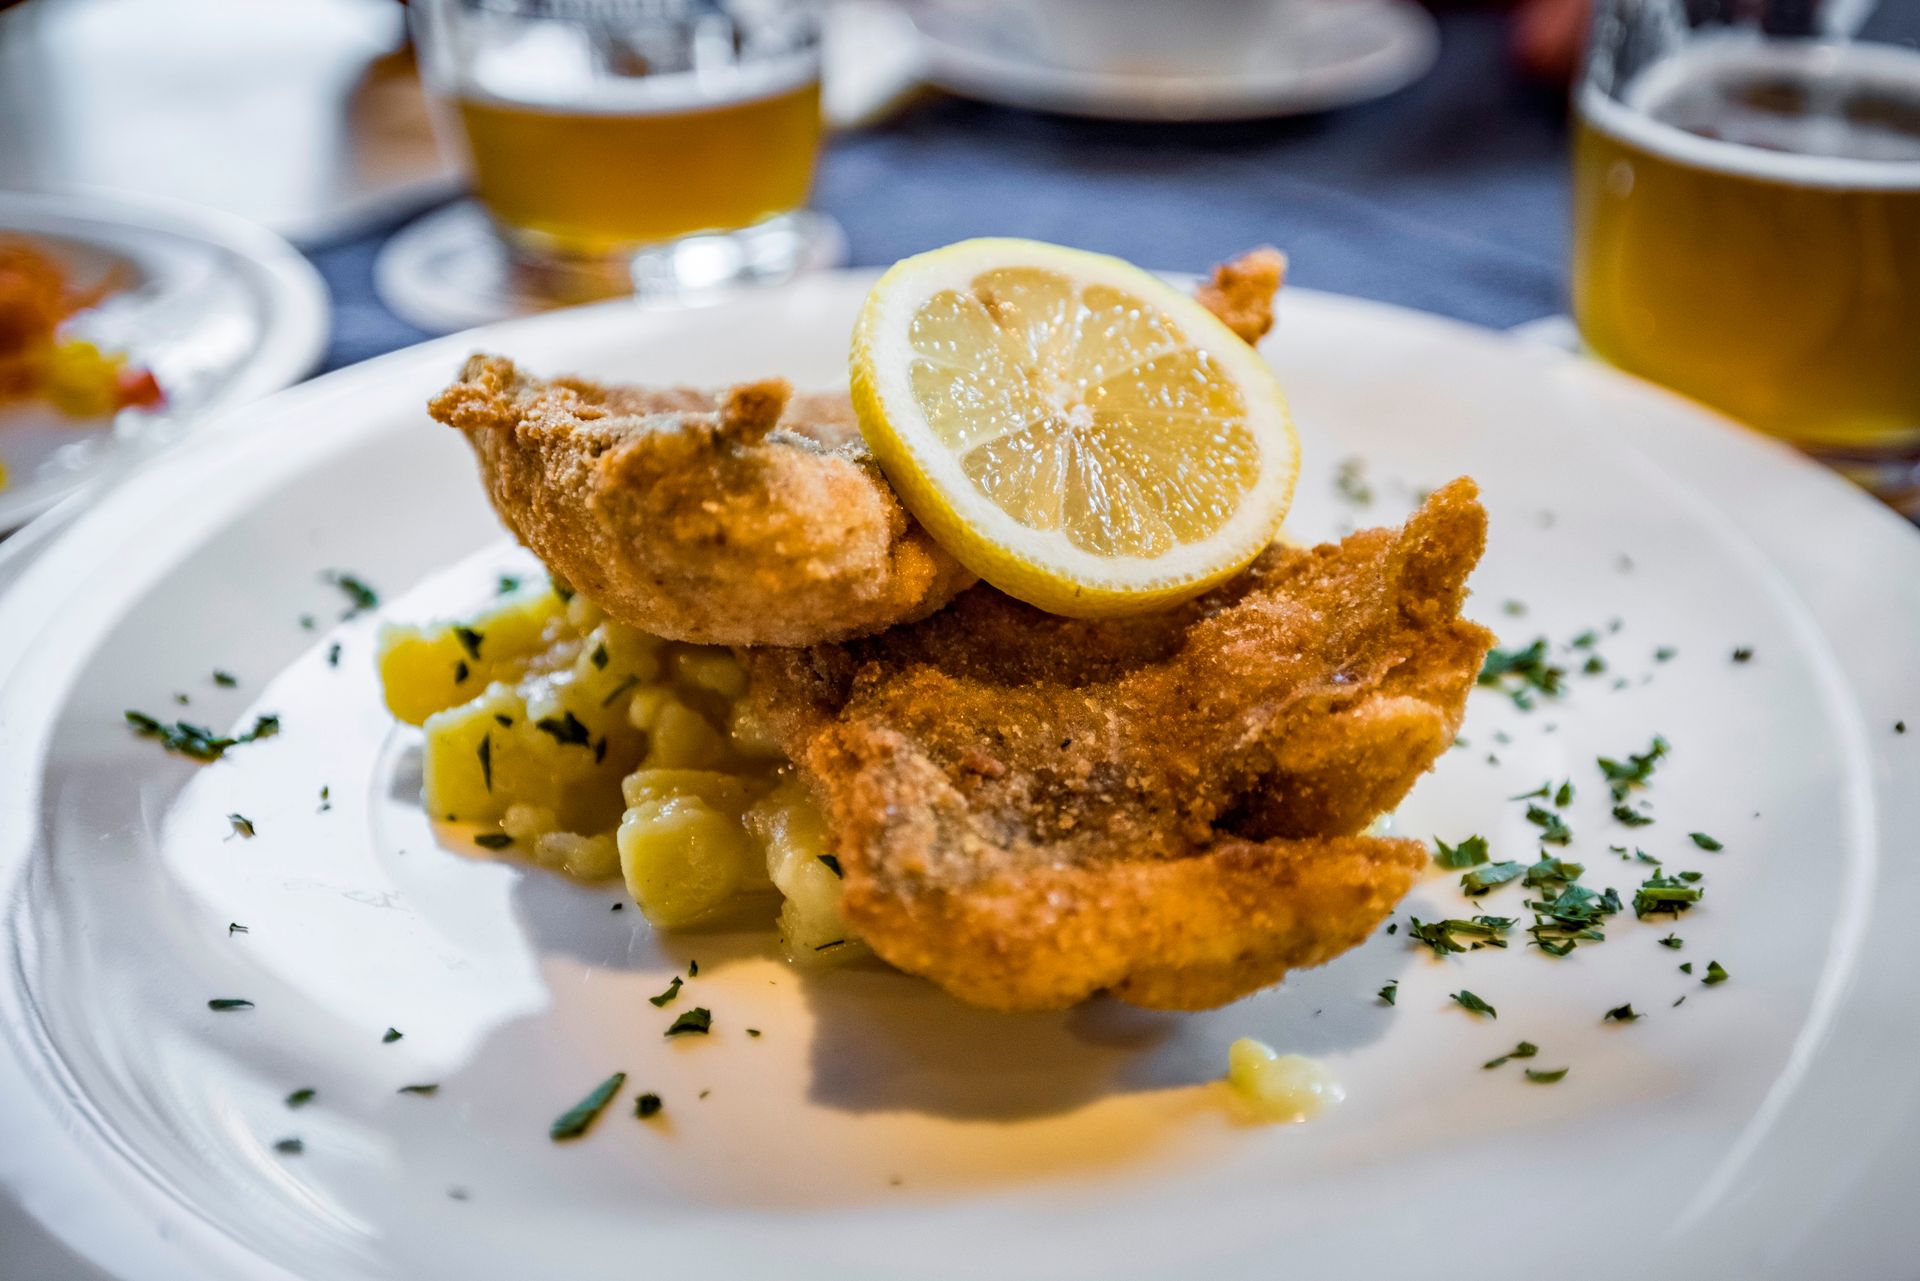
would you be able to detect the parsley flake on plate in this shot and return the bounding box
[285,1088,316,1108]
[1432,834,1490,868]
[397,1083,439,1096]
[551,1072,626,1140]
[1460,860,1524,896]
[273,1137,304,1155]
[665,1008,712,1037]
[325,571,379,617]
[1633,870,1704,918]
[124,711,280,762]
[1702,960,1730,986]
[1689,831,1724,851]
[1377,980,1398,1006]
[382,1027,403,1043]
[1477,639,1565,709]
[648,977,683,1008]
[227,813,255,838]
[818,854,844,878]
[1525,1067,1569,1084]
[1603,1003,1640,1023]
[1483,1041,1538,1069]
[474,832,513,850]
[1451,990,1497,1018]
[208,998,253,1011]
[1409,916,1514,957]
[1599,736,1669,800]
[212,670,238,688]
[635,1092,663,1120]
[1525,804,1572,845]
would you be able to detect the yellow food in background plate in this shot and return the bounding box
[377,581,858,957]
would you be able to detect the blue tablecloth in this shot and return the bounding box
[308,9,1570,373]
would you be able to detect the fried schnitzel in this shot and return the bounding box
[744,481,1493,1011]
[428,250,1285,648]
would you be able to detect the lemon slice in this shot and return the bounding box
[850,239,1299,616]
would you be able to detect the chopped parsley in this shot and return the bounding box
[324,571,379,617]
[228,813,256,838]
[1450,989,1497,1018]
[208,998,253,1011]
[1477,639,1566,708]
[1702,960,1730,986]
[1599,736,1669,800]
[474,832,513,850]
[1689,832,1724,851]
[213,670,238,688]
[1680,962,1694,974]
[1333,457,1373,505]
[496,575,522,595]
[1897,721,1908,734]
[1483,1041,1538,1069]
[687,959,698,977]
[1409,916,1514,956]
[818,854,844,878]
[1732,646,1754,663]
[635,1092,663,1119]
[1432,835,1490,868]
[665,1008,712,1037]
[1658,933,1683,949]
[273,1137,304,1155]
[534,710,592,748]
[1525,1067,1569,1084]
[550,1072,626,1140]
[1525,804,1572,845]
[648,977,683,1008]
[1632,870,1704,918]
[382,1027,402,1043]
[1612,804,1655,827]
[551,577,576,603]
[228,923,248,935]
[124,711,280,761]
[397,1084,439,1096]
[1526,882,1622,955]
[318,785,331,812]
[1603,1003,1640,1023]
[454,660,470,684]
[1460,860,1524,896]
[1522,856,1584,893]
[1583,655,1607,675]
[1377,980,1398,1006]
[326,642,342,668]
[1654,646,1676,662]
[478,734,492,792]
[590,643,609,670]
[285,1088,316,1108]
[453,627,485,661]
[746,1028,761,1038]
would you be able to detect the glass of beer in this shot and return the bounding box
[1570,0,1920,514]
[407,0,835,311]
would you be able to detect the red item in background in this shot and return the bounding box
[1510,0,1591,83]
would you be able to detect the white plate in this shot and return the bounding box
[3,273,1919,1280]
[0,189,329,531]
[913,0,1438,120]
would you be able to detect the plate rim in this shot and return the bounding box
[2,274,1918,1279]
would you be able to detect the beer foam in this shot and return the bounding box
[1581,36,1920,191]
[463,31,818,114]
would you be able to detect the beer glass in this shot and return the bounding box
[1570,0,1920,513]
[408,0,835,311]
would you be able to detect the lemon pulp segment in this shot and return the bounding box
[906,267,1260,559]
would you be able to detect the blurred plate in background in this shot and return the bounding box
[0,190,329,531]
[910,0,1439,120]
